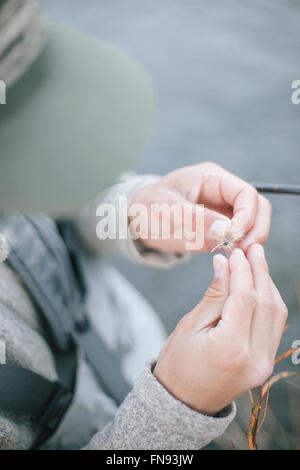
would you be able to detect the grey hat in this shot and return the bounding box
[0,4,156,215]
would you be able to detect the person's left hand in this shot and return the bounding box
[129,162,272,253]
[153,245,287,415]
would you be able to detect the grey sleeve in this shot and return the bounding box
[86,362,236,450]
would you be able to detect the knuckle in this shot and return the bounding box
[245,184,258,201]
[280,304,288,321]
[176,315,187,330]
[266,199,272,214]
[233,290,257,310]
[261,195,272,213]
[200,161,223,176]
[249,360,273,387]
[175,312,194,332]
[260,296,274,312]
[174,315,186,333]
[201,161,219,170]
[254,232,269,245]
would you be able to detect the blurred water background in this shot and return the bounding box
[42,0,300,446]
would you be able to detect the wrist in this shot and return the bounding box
[153,364,225,417]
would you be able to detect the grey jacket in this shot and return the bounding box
[0,174,236,449]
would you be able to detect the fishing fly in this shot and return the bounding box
[210,230,244,254]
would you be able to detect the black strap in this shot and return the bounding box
[0,364,73,431]
[57,220,132,405]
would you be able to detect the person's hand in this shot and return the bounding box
[129,162,272,253]
[153,245,287,415]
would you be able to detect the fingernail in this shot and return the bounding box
[256,244,266,260]
[213,254,225,278]
[210,219,231,240]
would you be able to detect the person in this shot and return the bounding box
[0,1,287,450]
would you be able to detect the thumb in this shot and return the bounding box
[191,254,230,328]
[202,210,232,253]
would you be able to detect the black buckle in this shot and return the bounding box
[38,383,73,431]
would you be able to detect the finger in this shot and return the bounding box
[230,184,259,242]
[229,248,254,294]
[268,278,288,359]
[191,254,230,329]
[196,166,259,241]
[220,249,256,339]
[246,244,275,353]
[246,243,270,292]
[240,195,272,251]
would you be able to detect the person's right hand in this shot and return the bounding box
[154,244,288,416]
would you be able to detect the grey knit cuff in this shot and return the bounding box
[131,361,236,449]
[97,360,236,450]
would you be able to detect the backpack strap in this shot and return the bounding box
[0,211,131,446]
[0,212,80,351]
[0,363,73,432]
[57,220,132,405]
